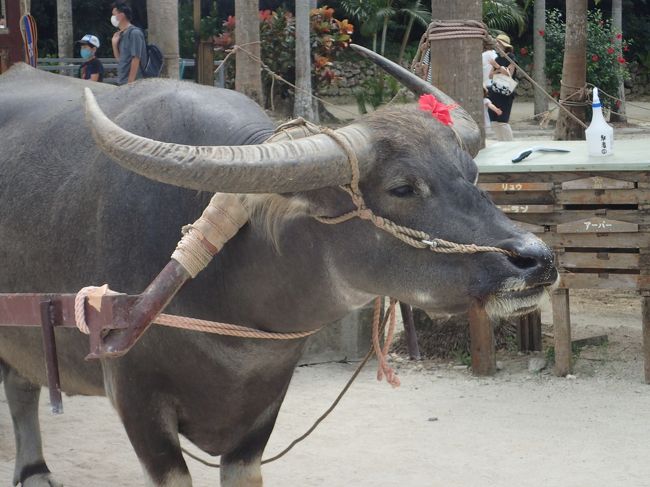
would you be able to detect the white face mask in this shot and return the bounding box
[111,15,120,28]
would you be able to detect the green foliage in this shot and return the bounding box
[354,74,400,113]
[453,350,472,367]
[544,9,632,108]
[483,0,527,36]
[545,345,555,365]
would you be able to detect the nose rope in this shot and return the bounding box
[314,126,515,257]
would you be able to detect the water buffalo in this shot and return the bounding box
[0,49,557,487]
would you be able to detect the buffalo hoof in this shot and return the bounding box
[20,473,63,487]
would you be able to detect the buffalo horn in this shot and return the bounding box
[349,44,481,157]
[83,88,372,193]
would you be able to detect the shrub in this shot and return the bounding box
[544,9,632,108]
[212,6,353,108]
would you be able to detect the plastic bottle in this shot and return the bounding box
[585,87,614,157]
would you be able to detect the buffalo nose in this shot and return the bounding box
[499,236,558,285]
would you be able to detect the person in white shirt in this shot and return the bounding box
[482,45,499,88]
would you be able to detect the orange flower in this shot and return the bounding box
[314,54,331,69]
[322,7,335,19]
[337,19,354,35]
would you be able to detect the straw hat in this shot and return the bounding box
[495,33,513,49]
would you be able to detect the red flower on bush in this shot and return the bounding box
[418,95,455,126]
[259,9,272,22]
[225,15,236,29]
[591,54,599,62]
[607,47,615,54]
[617,56,626,64]
[520,47,528,56]
[624,45,629,52]
[538,29,545,37]
[616,33,623,40]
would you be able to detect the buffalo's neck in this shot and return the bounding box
[173,217,374,333]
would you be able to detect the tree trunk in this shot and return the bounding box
[380,16,389,56]
[533,0,548,118]
[429,0,484,146]
[554,0,587,140]
[147,0,180,79]
[398,16,416,66]
[310,0,320,121]
[294,0,315,121]
[56,0,73,58]
[611,0,626,123]
[235,0,264,106]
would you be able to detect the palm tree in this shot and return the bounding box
[57,0,73,58]
[611,0,626,123]
[338,0,386,53]
[482,0,526,35]
[555,0,587,140]
[146,0,179,79]
[397,0,431,65]
[235,0,263,105]
[533,0,548,117]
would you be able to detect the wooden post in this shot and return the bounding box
[642,292,650,384]
[429,0,484,146]
[552,288,572,376]
[399,302,421,360]
[193,0,213,86]
[468,301,496,376]
[198,41,214,86]
[293,0,315,121]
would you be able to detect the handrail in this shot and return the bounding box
[36,58,225,86]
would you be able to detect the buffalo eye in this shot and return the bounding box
[389,185,416,197]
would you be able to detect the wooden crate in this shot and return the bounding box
[479,171,650,383]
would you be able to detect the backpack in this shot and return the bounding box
[126,26,163,78]
[142,43,164,78]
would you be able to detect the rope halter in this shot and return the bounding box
[301,124,515,258]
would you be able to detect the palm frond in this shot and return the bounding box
[483,0,527,36]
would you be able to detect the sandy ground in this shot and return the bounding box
[0,289,649,487]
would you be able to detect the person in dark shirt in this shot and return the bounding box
[77,34,104,82]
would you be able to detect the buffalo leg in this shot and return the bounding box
[111,394,191,487]
[0,363,63,487]
[220,421,277,487]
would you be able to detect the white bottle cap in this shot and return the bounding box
[592,87,601,108]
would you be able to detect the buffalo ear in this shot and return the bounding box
[291,187,357,219]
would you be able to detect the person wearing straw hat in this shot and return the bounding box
[77,34,104,82]
[487,33,517,141]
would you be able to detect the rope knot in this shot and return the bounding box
[358,208,374,221]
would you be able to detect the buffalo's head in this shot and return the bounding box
[83,46,557,320]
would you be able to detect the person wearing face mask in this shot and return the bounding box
[110,2,147,85]
[76,34,104,82]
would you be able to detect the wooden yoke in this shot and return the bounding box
[84,193,249,359]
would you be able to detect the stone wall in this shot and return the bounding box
[318,59,378,97]
[321,58,650,101]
